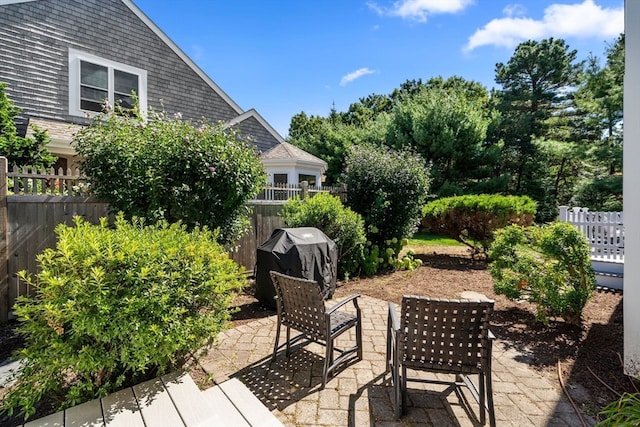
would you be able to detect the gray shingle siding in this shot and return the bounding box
[235,116,281,155]
[0,0,240,125]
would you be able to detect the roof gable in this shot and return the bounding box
[262,142,327,166]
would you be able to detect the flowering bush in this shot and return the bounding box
[73,106,265,244]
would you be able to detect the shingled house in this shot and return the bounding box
[0,0,290,171]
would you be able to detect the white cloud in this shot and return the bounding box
[503,4,527,18]
[368,0,474,23]
[464,0,623,52]
[340,68,376,86]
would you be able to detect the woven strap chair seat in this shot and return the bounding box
[270,271,362,389]
[388,295,496,426]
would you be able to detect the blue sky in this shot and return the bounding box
[132,0,624,138]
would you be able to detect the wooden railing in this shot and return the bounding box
[7,165,91,197]
[559,206,624,261]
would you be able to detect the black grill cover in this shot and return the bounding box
[255,227,338,308]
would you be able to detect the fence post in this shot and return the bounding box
[300,181,309,200]
[558,206,569,222]
[0,157,8,323]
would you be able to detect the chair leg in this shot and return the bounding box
[322,338,333,389]
[479,372,486,425]
[386,324,391,374]
[356,319,363,360]
[486,371,496,427]
[272,319,281,362]
[401,365,408,417]
[393,361,401,419]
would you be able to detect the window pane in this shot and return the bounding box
[299,174,316,186]
[274,174,288,184]
[114,93,134,110]
[80,86,107,112]
[114,70,138,94]
[81,61,107,89]
[80,99,103,112]
[81,86,107,101]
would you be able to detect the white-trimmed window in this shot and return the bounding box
[68,49,147,117]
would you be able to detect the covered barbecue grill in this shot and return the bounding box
[255,227,338,308]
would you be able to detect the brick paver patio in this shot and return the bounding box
[199,295,596,426]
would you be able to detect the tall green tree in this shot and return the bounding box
[572,34,624,210]
[493,38,582,219]
[386,78,500,196]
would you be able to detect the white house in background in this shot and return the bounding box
[624,0,640,378]
[261,142,327,187]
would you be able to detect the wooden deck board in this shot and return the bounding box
[64,398,104,427]
[160,371,214,427]
[23,410,64,427]
[132,377,185,427]
[201,386,251,427]
[218,378,284,427]
[21,372,279,427]
[101,387,145,427]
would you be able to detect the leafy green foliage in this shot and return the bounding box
[488,222,596,325]
[572,175,622,212]
[597,392,640,426]
[386,81,497,196]
[73,107,265,244]
[280,193,366,279]
[288,36,623,226]
[422,194,536,256]
[361,236,421,276]
[280,193,421,278]
[493,38,582,221]
[0,82,57,169]
[343,143,431,247]
[0,214,246,420]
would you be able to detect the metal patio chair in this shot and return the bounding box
[269,271,362,388]
[387,295,496,426]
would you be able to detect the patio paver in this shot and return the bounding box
[199,295,597,426]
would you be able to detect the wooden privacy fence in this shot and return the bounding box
[559,206,624,261]
[0,159,110,323]
[0,159,338,322]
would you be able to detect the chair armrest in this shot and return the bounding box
[326,294,361,315]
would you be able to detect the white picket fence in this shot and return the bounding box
[559,206,624,262]
[253,182,346,203]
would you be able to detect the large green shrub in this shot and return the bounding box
[422,194,536,256]
[280,193,366,279]
[488,222,596,325]
[343,143,431,246]
[0,215,246,420]
[73,107,265,244]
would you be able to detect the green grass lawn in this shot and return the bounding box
[407,232,463,247]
